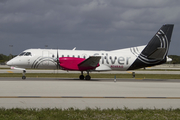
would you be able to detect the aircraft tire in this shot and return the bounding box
[22,76,26,80]
[79,75,84,80]
[85,75,91,80]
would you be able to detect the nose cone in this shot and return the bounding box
[6,60,13,66]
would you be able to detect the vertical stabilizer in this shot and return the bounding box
[128,24,174,70]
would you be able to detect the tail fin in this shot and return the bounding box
[128,24,174,70]
[141,24,174,59]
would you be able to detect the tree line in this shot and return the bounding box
[0,54,180,65]
[168,55,180,64]
[0,54,16,65]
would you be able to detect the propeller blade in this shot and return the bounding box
[57,49,60,69]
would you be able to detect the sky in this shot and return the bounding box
[0,0,180,55]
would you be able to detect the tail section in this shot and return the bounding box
[128,24,174,70]
[141,24,174,59]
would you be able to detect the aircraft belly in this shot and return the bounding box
[95,64,111,71]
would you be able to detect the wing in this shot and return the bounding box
[78,56,101,68]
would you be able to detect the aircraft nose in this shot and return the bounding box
[6,60,13,66]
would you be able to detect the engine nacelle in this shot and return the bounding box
[59,57,99,71]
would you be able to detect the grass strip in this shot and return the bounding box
[1,73,180,79]
[0,108,180,120]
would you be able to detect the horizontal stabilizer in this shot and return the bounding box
[78,56,101,68]
[166,56,172,62]
[147,47,166,59]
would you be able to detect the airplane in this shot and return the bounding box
[6,24,174,80]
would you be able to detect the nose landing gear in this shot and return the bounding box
[22,70,26,80]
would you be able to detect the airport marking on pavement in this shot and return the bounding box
[7,71,13,73]
[0,96,180,99]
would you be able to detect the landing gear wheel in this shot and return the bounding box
[85,75,91,80]
[22,76,26,80]
[79,75,84,80]
[22,70,26,80]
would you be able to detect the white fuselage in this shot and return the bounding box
[5,24,174,80]
[7,45,145,71]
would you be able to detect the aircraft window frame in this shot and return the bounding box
[19,52,26,56]
[24,52,32,56]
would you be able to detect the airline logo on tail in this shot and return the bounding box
[128,24,174,70]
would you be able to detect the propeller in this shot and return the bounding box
[56,48,60,69]
[55,48,61,78]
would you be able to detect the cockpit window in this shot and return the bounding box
[18,52,32,56]
[19,52,26,56]
[24,52,32,56]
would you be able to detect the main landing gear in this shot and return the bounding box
[22,70,26,80]
[79,71,91,80]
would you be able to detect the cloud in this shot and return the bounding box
[0,0,179,55]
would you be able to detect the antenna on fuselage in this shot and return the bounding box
[72,47,76,50]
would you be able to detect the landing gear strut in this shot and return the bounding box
[85,71,91,80]
[79,71,84,80]
[22,70,26,80]
[79,71,91,80]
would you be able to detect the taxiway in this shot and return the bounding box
[1,69,180,75]
[0,77,180,109]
